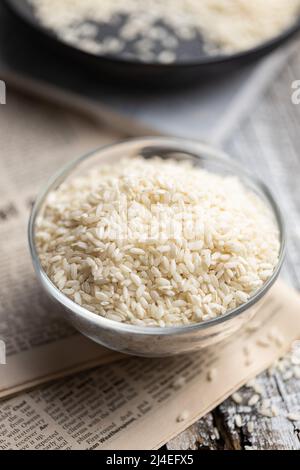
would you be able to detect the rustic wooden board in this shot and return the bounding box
[167,50,300,450]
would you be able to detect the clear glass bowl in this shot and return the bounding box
[28,137,285,357]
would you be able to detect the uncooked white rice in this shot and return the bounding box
[247,421,254,433]
[287,413,300,422]
[28,0,300,60]
[248,394,260,407]
[234,414,243,428]
[206,368,217,383]
[232,392,243,405]
[176,410,190,422]
[213,427,220,440]
[36,156,280,327]
[173,376,186,390]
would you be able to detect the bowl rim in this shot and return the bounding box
[28,136,286,336]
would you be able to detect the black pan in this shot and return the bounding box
[4,0,300,86]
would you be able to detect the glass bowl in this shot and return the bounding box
[28,137,285,357]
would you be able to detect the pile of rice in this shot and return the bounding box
[36,157,280,327]
[29,0,300,61]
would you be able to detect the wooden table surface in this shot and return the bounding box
[167,49,300,451]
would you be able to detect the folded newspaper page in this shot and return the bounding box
[0,90,125,397]
[0,280,300,450]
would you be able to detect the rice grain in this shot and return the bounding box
[36,157,280,327]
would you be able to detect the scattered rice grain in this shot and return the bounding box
[176,410,189,422]
[234,414,243,428]
[248,394,260,407]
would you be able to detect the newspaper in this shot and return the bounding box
[0,90,125,397]
[1,280,300,450]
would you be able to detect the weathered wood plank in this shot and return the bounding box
[167,49,300,451]
[166,414,223,450]
[217,370,300,450]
